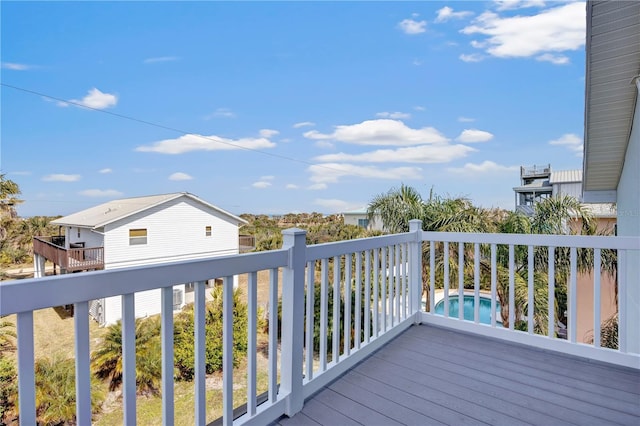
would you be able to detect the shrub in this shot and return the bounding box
[91,317,162,394]
[0,356,16,423]
[173,286,249,381]
[35,357,104,425]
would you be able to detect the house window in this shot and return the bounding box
[77,228,81,238]
[129,228,147,245]
[358,218,369,228]
[205,226,212,237]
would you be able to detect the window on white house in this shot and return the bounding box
[205,226,212,237]
[129,228,147,245]
[77,228,81,238]
[358,218,369,228]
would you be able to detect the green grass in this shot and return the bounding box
[2,307,107,361]
[95,365,271,425]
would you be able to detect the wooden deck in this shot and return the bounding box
[273,325,640,426]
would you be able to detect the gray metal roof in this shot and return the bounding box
[51,192,247,228]
[583,1,640,195]
[550,170,582,184]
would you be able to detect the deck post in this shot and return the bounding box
[280,228,306,416]
[409,220,423,323]
[33,253,45,278]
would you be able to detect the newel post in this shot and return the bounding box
[409,220,423,324]
[280,228,306,416]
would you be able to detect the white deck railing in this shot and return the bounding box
[1,220,638,425]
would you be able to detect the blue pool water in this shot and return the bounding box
[435,295,502,326]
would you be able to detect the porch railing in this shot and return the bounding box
[33,236,104,272]
[3,221,638,425]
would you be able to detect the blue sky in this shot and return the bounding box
[2,0,587,217]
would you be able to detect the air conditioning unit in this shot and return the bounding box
[173,288,184,311]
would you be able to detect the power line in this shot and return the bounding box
[1,82,338,172]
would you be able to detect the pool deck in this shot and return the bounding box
[273,325,640,425]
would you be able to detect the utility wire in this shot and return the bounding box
[1,82,338,172]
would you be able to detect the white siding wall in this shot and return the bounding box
[103,284,186,326]
[99,196,240,325]
[66,226,103,248]
[617,92,640,353]
[553,182,582,200]
[343,213,384,231]
[102,197,240,269]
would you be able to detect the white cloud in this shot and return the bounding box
[458,116,476,123]
[61,88,118,109]
[315,141,335,149]
[78,189,123,197]
[308,163,422,184]
[1,62,34,70]
[376,111,411,119]
[56,87,118,109]
[304,119,449,146]
[42,174,81,182]
[493,0,546,11]
[549,133,583,156]
[260,175,275,181]
[447,160,518,174]
[99,168,112,174]
[135,133,276,154]
[414,106,426,111]
[252,181,272,189]
[259,129,280,138]
[536,53,569,65]
[307,183,328,190]
[144,56,179,64]
[169,172,193,181]
[286,184,299,190]
[205,108,235,119]
[313,199,359,213]
[460,53,484,63]
[293,121,316,128]
[314,144,475,164]
[456,129,494,143]
[461,3,585,60]
[435,6,473,23]
[398,18,427,35]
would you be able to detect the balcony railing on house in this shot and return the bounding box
[33,236,104,272]
[4,222,638,425]
[520,164,551,178]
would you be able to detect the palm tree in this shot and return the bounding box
[34,357,104,425]
[367,184,424,233]
[91,317,162,394]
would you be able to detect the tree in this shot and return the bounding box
[0,174,22,214]
[34,357,104,425]
[173,286,249,381]
[367,184,424,233]
[91,317,162,394]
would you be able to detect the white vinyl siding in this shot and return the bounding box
[66,226,104,249]
[103,196,240,270]
[102,284,186,326]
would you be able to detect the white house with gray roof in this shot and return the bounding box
[33,192,248,325]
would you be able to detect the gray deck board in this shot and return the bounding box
[276,324,640,426]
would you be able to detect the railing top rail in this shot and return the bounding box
[306,232,415,261]
[0,249,288,316]
[421,231,640,250]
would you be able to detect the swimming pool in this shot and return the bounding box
[434,295,502,326]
